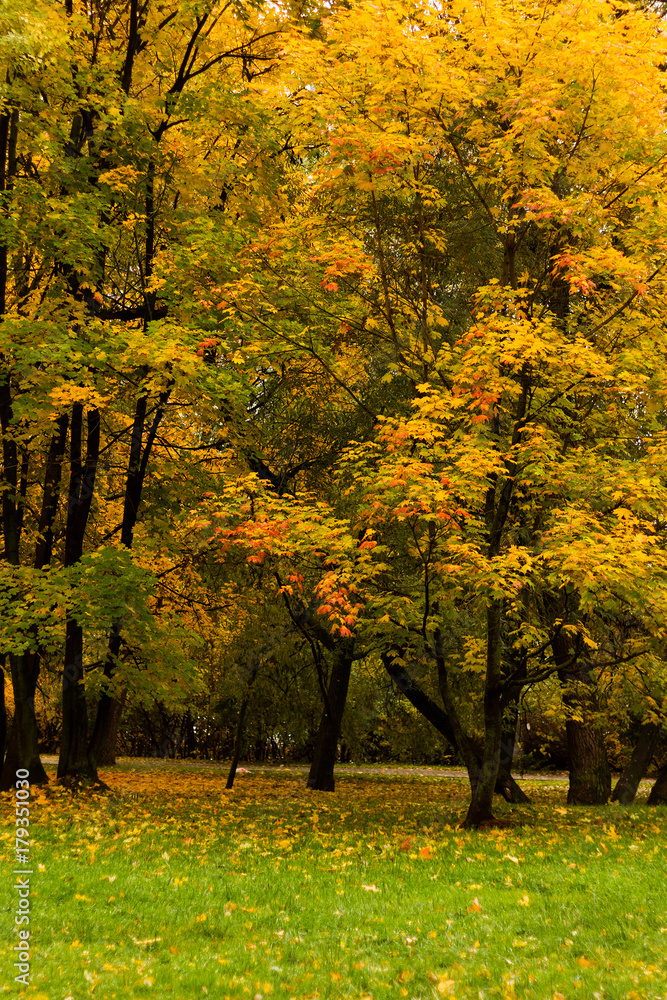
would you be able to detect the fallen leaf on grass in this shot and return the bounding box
[468,897,482,913]
[362,884,379,892]
[436,978,456,995]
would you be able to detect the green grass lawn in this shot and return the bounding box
[2,766,666,1000]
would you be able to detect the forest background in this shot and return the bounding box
[3,0,667,826]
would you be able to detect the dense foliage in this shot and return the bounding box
[2,0,667,822]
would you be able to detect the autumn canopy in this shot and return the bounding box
[2,0,667,824]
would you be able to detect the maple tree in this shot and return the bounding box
[210,0,667,823]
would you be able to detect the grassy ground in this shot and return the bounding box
[2,767,666,1000]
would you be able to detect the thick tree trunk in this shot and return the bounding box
[0,651,46,789]
[89,629,123,767]
[564,679,611,805]
[58,620,92,782]
[611,723,659,805]
[566,718,611,804]
[7,653,47,785]
[552,620,611,807]
[1,373,47,786]
[307,644,353,792]
[92,690,126,766]
[647,760,667,806]
[646,764,667,806]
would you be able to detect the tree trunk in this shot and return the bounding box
[564,678,611,805]
[58,620,93,782]
[0,661,5,770]
[226,696,249,789]
[462,600,504,827]
[92,691,126,766]
[7,653,47,785]
[307,644,353,791]
[88,390,170,766]
[647,760,667,806]
[496,703,530,804]
[58,404,100,785]
[88,630,123,768]
[611,722,659,805]
[646,764,667,806]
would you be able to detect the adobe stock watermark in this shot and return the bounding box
[13,768,32,987]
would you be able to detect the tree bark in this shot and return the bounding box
[552,624,611,806]
[611,722,659,805]
[564,677,611,805]
[94,691,126,766]
[647,760,667,806]
[0,663,5,769]
[462,599,504,827]
[307,643,353,791]
[58,405,100,784]
[496,703,530,804]
[226,696,250,790]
